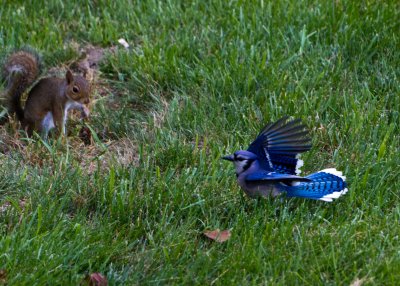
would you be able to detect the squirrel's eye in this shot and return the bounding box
[72,86,79,93]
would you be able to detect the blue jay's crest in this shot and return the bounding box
[222,117,348,202]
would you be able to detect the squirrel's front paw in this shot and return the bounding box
[81,106,90,118]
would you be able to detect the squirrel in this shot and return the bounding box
[1,49,91,137]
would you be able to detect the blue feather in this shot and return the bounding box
[284,169,347,202]
[245,171,311,182]
[270,155,303,175]
[247,117,312,171]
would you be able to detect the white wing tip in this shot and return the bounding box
[319,188,348,202]
[295,159,304,175]
[319,168,346,181]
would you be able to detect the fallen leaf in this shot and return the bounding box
[0,269,7,284]
[79,126,92,145]
[86,273,108,286]
[203,229,231,243]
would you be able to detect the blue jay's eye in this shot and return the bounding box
[237,157,245,161]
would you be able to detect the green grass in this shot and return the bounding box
[0,0,399,285]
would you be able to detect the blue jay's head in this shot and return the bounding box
[222,150,258,175]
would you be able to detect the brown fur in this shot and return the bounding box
[3,51,40,120]
[2,50,91,137]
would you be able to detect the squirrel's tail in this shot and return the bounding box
[2,48,41,122]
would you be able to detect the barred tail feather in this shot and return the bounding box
[285,168,348,202]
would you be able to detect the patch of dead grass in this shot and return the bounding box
[68,137,140,174]
[0,124,25,155]
[1,123,139,175]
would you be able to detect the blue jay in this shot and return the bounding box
[223,117,348,202]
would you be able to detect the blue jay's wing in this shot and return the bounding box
[270,154,304,175]
[247,117,312,174]
[245,171,312,183]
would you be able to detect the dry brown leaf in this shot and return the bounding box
[79,126,92,145]
[203,229,231,243]
[0,269,7,284]
[86,273,108,286]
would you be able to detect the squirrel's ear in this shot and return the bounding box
[66,70,74,84]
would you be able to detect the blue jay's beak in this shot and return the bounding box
[222,154,234,161]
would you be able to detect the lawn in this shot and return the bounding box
[0,0,399,285]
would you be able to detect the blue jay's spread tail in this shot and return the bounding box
[285,168,348,202]
[222,117,348,202]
